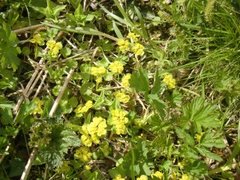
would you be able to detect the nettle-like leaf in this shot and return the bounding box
[0,22,20,71]
[38,124,80,167]
[180,97,221,132]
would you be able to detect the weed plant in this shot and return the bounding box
[0,0,239,179]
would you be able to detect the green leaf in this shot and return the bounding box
[100,5,132,27]
[112,21,123,38]
[175,127,195,146]
[200,131,225,148]
[151,71,162,94]
[130,68,149,93]
[61,47,72,58]
[0,23,20,71]
[196,147,223,161]
[147,94,166,116]
[31,0,66,18]
[39,124,80,167]
[181,98,221,131]
[93,91,105,109]
[15,100,35,123]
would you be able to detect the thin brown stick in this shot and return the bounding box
[26,69,44,97]
[49,68,75,117]
[13,24,45,34]
[20,147,38,180]
[34,71,48,98]
[13,59,44,115]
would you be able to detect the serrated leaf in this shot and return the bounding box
[130,68,149,93]
[39,125,80,167]
[201,131,225,148]
[181,98,221,131]
[196,147,223,161]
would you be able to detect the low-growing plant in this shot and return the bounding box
[0,0,239,179]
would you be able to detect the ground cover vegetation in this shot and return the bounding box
[0,0,240,179]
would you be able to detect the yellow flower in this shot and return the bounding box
[84,165,91,170]
[31,98,43,115]
[195,132,203,143]
[109,109,128,135]
[81,134,93,147]
[75,100,93,117]
[127,32,139,41]
[115,91,130,103]
[74,147,92,162]
[80,117,107,147]
[46,39,56,49]
[137,175,148,180]
[117,39,130,53]
[109,61,124,74]
[46,39,63,58]
[121,73,131,88]
[115,122,127,135]
[113,174,125,180]
[131,43,144,56]
[30,34,44,45]
[162,73,176,89]
[180,174,190,180]
[91,66,106,76]
[89,117,107,137]
[151,171,164,179]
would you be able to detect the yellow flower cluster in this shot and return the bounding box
[180,174,190,180]
[121,73,131,88]
[117,39,130,53]
[46,39,63,58]
[90,66,107,83]
[109,109,128,135]
[117,32,144,56]
[30,34,44,46]
[113,174,125,180]
[151,171,163,179]
[75,100,93,117]
[31,98,43,115]
[132,43,144,56]
[162,73,176,89]
[109,61,124,74]
[136,175,148,180]
[81,117,107,147]
[127,32,140,41]
[114,91,130,103]
[74,146,92,162]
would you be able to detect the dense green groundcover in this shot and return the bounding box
[0,0,240,179]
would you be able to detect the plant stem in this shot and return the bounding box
[20,147,38,180]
